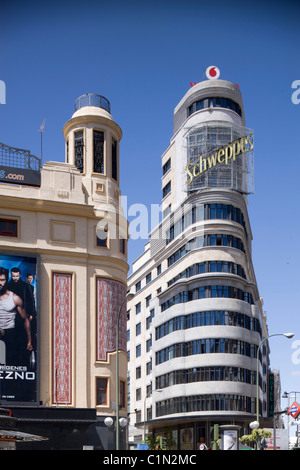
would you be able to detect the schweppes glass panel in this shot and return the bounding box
[185,124,254,194]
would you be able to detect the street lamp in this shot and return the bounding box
[116,291,134,450]
[256,333,294,425]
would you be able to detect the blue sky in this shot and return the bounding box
[1,0,300,424]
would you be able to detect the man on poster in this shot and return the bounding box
[7,267,35,321]
[0,267,33,366]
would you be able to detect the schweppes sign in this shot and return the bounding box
[186,133,254,186]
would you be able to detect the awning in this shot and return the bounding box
[0,429,48,442]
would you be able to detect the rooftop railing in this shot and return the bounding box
[74,93,111,114]
[0,142,41,170]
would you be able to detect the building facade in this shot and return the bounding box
[0,94,129,449]
[127,72,272,449]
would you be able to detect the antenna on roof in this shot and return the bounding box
[39,118,46,160]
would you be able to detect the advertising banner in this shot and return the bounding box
[0,165,41,186]
[0,253,39,403]
[265,428,289,450]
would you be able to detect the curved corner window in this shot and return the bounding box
[97,227,108,248]
[187,97,242,118]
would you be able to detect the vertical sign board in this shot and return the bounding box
[96,278,127,361]
[52,273,72,405]
[0,253,39,403]
[268,373,274,418]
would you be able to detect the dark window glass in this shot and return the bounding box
[187,97,242,117]
[163,181,171,198]
[120,238,125,253]
[163,159,171,175]
[96,378,108,405]
[74,131,84,172]
[96,228,108,247]
[0,219,17,237]
[112,138,117,180]
[120,380,126,408]
[93,130,104,174]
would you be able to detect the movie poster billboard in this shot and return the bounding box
[0,253,39,403]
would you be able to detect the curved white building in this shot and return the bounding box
[127,73,271,449]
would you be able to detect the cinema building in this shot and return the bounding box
[126,72,272,449]
[0,94,129,449]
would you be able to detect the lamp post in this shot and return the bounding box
[256,333,294,426]
[116,292,134,450]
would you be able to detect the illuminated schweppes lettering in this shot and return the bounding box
[186,133,253,185]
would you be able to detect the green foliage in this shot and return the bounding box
[146,428,176,450]
[163,428,176,450]
[239,428,272,448]
[145,435,160,450]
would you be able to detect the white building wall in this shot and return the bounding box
[127,77,269,447]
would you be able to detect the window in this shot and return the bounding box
[136,322,141,336]
[74,130,84,172]
[120,380,126,408]
[112,138,118,181]
[136,344,141,357]
[163,158,171,175]
[187,96,242,117]
[136,366,141,379]
[96,378,108,406]
[135,302,141,314]
[157,264,161,275]
[146,272,152,284]
[120,238,126,254]
[136,388,141,401]
[0,218,18,237]
[97,227,108,247]
[93,130,104,174]
[146,338,152,352]
[135,281,141,292]
[146,295,151,307]
[146,360,152,375]
[162,181,171,198]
